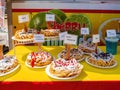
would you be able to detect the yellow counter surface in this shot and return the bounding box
[0,46,120,82]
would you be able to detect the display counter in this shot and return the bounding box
[0,46,120,90]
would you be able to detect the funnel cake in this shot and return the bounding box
[0,55,19,75]
[49,58,83,78]
[26,52,53,68]
[59,48,84,61]
[40,29,59,37]
[78,41,97,54]
[15,30,33,40]
[87,52,116,67]
[13,30,34,44]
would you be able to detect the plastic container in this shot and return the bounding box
[105,37,119,55]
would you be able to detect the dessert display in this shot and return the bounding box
[26,51,53,68]
[13,30,34,44]
[86,52,117,68]
[78,41,100,54]
[58,48,84,61]
[0,55,19,76]
[40,29,59,37]
[15,30,33,40]
[46,58,83,79]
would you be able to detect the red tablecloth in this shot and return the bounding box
[1,81,120,90]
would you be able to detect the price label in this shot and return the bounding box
[0,33,6,45]
[18,14,29,23]
[64,34,78,45]
[92,34,100,43]
[46,14,55,21]
[27,29,34,33]
[34,34,44,43]
[107,30,116,37]
[59,31,68,41]
[81,28,89,35]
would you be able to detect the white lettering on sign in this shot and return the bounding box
[18,14,29,23]
[46,14,55,21]
[81,28,89,35]
[107,30,116,37]
[34,34,44,43]
[92,34,100,43]
[0,33,6,45]
[59,31,68,41]
[64,34,78,45]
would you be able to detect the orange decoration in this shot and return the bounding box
[65,44,71,60]
[46,21,52,30]
[24,23,28,32]
[38,43,42,52]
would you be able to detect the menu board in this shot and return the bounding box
[34,34,45,43]
[106,29,116,37]
[81,28,89,35]
[0,33,6,45]
[46,14,55,21]
[18,14,29,23]
[92,34,100,43]
[59,31,68,41]
[64,34,78,45]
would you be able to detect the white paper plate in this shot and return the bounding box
[57,53,85,62]
[85,57,117,68]
[83,48,102,55]
[0,64,20,77]
[45,36,59,39]
[45,64,83,80]
[25,61,48,69]
[12,36,33,41]
[25,52,55,69]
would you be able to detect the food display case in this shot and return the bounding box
[1,0,120,90]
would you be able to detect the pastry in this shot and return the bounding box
[59,48,84,61]
[15,30,33,40]
[14,30,34,44]
[40,29,59,37]
[78,41,99,54]
[87,52,115,67]
[49,58,83,78]
[26,52,53,67]
[0,55,19,75]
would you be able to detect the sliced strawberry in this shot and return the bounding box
[30,52,36,67]
[31,58,35,67]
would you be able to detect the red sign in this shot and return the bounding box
[53,22,85,31]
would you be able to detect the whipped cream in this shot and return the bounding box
[27,52,51,62]
[91,52,113,61]
[52,58,80,71]
[0,56,16,70]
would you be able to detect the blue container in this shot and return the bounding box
[105,37,119,55]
